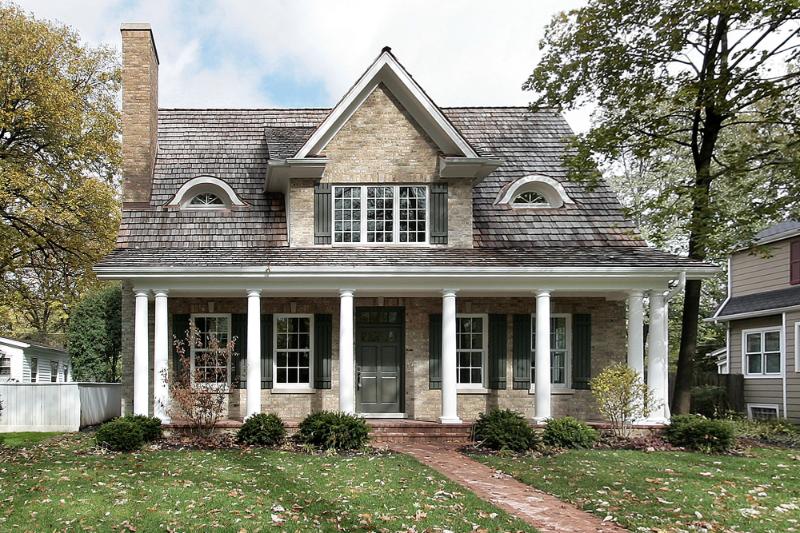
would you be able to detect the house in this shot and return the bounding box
[94,24,715,426]
[713,220,800,422]
[0,337,71,383]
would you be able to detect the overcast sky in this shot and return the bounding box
[18,0,591,131]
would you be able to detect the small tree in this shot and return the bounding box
[67,285,122,382]
[166,319,235,437]
[590,363,655,439]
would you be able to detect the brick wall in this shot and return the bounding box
[121,294,625,421]
[288,84,473,248]
[120,25,158,205]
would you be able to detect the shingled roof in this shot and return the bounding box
[115,106,644,254]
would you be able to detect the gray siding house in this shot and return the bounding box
[95,24,715,426]
[713,221,800,422]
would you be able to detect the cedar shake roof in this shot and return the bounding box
[116,107,641,250]
[715,285,800,318]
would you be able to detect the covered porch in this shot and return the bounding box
[114,267,681,427]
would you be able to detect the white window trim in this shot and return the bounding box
[795,322,800,373]
[273,314,315,390]
[497,175,574,208]
[742,326,783,378]
[50,361,59,382]
[455,313,488,390]
[530,313,572,390]
[332,185,430,246]
[747,403,780,420]
[0,356,11,377]
[167,176,245,209]
[30,357,38,383]
[189,313,233,387]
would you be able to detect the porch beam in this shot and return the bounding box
[440,289,461,424]
[133,288,150,416]
[153,289,170,422]
[339,289,355,415]
[246,289,262,418]
[627,290,645,377]
[646,291,670,423]
[534,290,552,422]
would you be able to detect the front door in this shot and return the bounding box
[355,307,404,414]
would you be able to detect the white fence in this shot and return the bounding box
[0,383,121,432]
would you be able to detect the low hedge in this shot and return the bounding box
[296,411,369,450]
[542,417,597,448]
[96,418,144,452]
[237,413,286,446]
[473,409,539,452]
[124,415,162,442]
[664,414,734,453]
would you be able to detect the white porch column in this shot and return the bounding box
[246,289,262,419]
[647,291,670,423]
[441,289,461,424]
[627,290,645,377]
[534,290,552,422]
[133,288,150,416]
[339,289,355,415]
[153,289,170,422]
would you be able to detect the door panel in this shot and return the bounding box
[355,307,404,414]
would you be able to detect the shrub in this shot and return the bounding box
[542,416,598,448]
[124,414,162,442]
[96,418,144,452]
[729,418,800,447]
[590,363,654,438]
[663,414,734,453]
[690,385,728,418]
[237,413,287,446]
[296,411,369,450]
[473,409,539,452]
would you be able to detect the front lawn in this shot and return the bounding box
[473,447,800,532]
[0,431,63,448]
[0,433,535,532]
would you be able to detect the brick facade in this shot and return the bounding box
[288,84,473,248]
[120,293,625,421]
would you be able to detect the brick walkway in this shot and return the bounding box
[389,443,626,533]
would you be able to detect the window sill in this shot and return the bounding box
[457,388,490,395]
[528,387,575,395]
[270,387,316,394]
[743,374,782,379]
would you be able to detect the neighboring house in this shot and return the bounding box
[95,24,715,425]
[713,220,800,423]
[711,347,729,374]
[0,337,71,383]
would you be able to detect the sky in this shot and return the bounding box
[17,0,591,131]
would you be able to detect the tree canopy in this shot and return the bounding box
[527,0,800,412]
[0,3,120,336]
[67,284,121,382]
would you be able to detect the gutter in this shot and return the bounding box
[665,271,686,302]
[783,312,788,419]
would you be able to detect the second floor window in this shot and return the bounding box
[0,356,10,376]
[334,185,428,244]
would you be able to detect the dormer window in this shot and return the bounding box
[513,191,549,206]
[497,175,575,209]
[333,185,428,245]
[189,193,225,208]
[166,176,246,210]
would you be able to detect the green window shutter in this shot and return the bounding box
[314,314,332,389]
[261,314,273,389]
[171,314,190,383]
[314,183,332,245]
[488,314,507,389]
[572,313,592,390]
[231,314,247,389]
[429,314,442,389]
[430,183,448,245]
[512,314,532,390]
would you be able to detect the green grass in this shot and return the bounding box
[0,431,63,448]
[473,447,800,532]
[0,433,535,532]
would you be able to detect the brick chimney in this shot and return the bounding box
[120,23,159,205]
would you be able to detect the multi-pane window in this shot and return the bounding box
[0,357,10,376]
[748,404,779,421]
[456,315,485,387]
[63,365,69,382]
[274,315,312,387]
[366,186,394,242]
[744,329,781,376]
[334,187,362,243]
[189,193,224,207]
[30,357,38,382]
[513,191,548,206]
[399,186,427,242]
[333,185,428,244]
[531,316,570,386]
[191,315,231,384]
[50,361,58,382]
